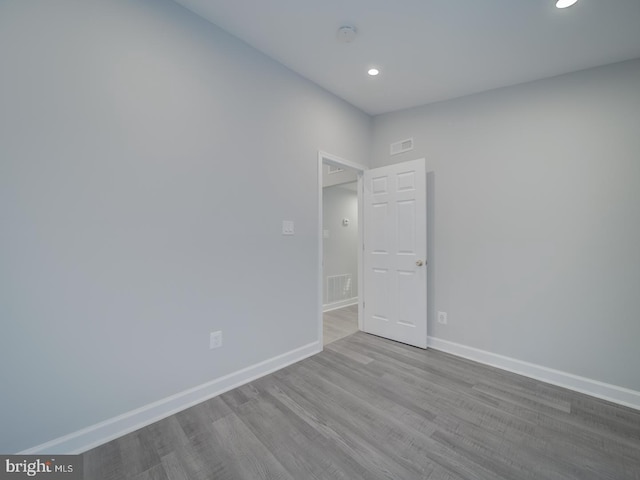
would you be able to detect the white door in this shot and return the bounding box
[363,158,427,348]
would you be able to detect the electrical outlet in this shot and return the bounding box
[209,331,222,349]
[438,311,448,325]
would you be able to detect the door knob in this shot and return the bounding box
[416,260,424,266]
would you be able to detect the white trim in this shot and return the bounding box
[323,297,359,312]
[318,150,367,173]
[318,151,366,347]
[356,173,364,332]
[317,154,325,347]
[427,337,640,411]
[20,341,321,455]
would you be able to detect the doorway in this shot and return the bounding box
[318,153,428,349]
[318,152,366,346]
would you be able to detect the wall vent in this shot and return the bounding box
[327,164,345,175]
[390,138,414,156]
[326,274,352,304]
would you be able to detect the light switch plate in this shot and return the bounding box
[282,220,295,235]
[210,331,222,349]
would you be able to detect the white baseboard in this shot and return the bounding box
[323,297,358,312]
[427,337,640,411]
[20,341,322,455]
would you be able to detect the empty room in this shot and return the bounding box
[1,0,639,479]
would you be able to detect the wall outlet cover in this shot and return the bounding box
[438,311,448,325]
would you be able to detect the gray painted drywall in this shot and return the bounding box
[0,0,371,453]
[372,59,640,391]
[323,183,359,306]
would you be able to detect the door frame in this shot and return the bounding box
[317,151,367,346]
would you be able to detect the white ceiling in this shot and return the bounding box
[173,0,640,115]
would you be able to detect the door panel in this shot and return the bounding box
[363,159,427,348]
[371,268,390,321]
[397,200,416,254]
[371,202,389,254]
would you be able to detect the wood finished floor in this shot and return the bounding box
[84,332,640,480]
[323,304,359,345]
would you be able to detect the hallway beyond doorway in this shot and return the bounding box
[323,304,358,345]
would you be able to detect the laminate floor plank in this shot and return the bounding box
[347,336,640,478]
[306,355,438,437]
[157,452,190,480]
[191,412,293,480]
[472,382,572,414]
[138,415,190,459]
[283,362,515,480]
[431,408,617,480]
[309,349,441,422]
[349,333,536,393]
[116,429,161,479]
[323,305,358,345]
[324,340,375,365]
[83,438,127,480]
[84,328,640,480]
[163,437,223,480]
[229,391,368,480]
[336,346,584,478]
[131,464,170,480]
[268,371,431,480]
[375,355,640,470]
[350,336,640,461]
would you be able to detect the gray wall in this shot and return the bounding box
[0,0,371,453]
[323,183,359,306]
[372,59,640,391]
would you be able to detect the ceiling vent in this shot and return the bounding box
[390,138,414,156]
[327,164,345,175]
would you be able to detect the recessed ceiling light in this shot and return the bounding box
[368,68,380,76]
[556,0,578,8]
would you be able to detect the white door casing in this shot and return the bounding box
[318,151,367,345]
[363,158,427,348]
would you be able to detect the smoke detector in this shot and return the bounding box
[337,26,357,43]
